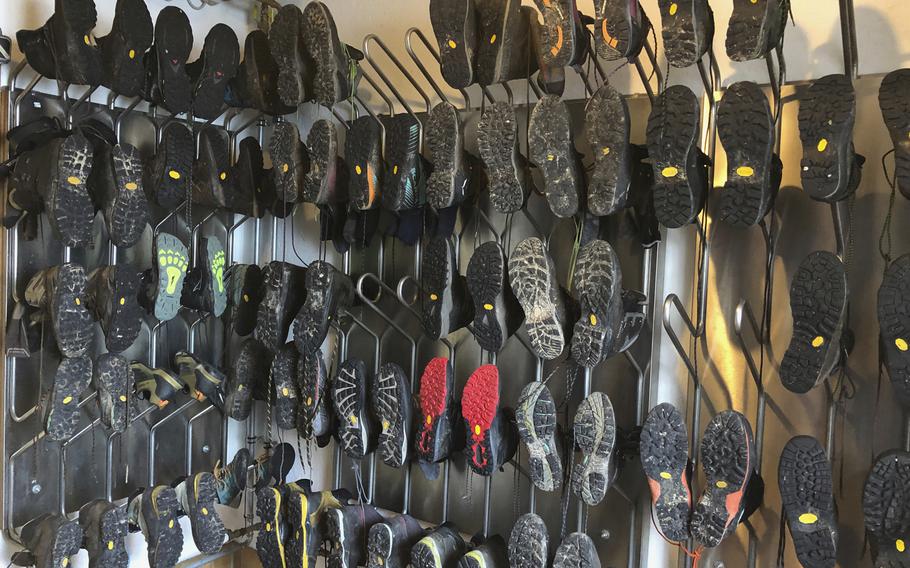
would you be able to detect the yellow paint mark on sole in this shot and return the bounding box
[661,166,678,178]
[798,513,818,524]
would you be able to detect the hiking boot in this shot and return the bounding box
[529,95,582,218]
[186,24,239,120]
[303,119,343,205]
[879,254,910,408]
[269,5,314,107]
[640,402,692,543]
[595,0,652,61]
[508,513,548,568]
[145,122,192,209]
[466,241,521,353]
[429,0,477,89]
[863,450,910,567]
[462,364,518,475]
[422,236,472,339]
[516,382,561,491]
[628,144,661,247]
[141,232,189,321]
[79,499,128,568]
[373,362,414,468]
[214,448,250,507]
[6,148,45,242]
[647,85,708,228]
[192,127,232,208]
[383,114,424,212]
[347,116,384,211]
[174,472,225,555]
[780,251,848,393]
[325,503,386,568]
[474,0,534,85]
[10,514,83,568]
[174,351,226,411]
[779,436,837,568]
[142,6,192,115]
[570,240,624,368]
[45,355,92,442]
[798,74,862,203]
[411,523,467,568]
[286,482,349,568]
[553,533,600,568]
[478,102,530,214]
[586,82,633,216]
[368,514,426,568]
[458,536,509,568]
[226,337,269,420]
[271,121,308,204]
[298,348,333,445]
[426,102,470,210]
[333,358,377,460]
[226,30,295,116]
[86,263,142,353]
[93,353,130,433]
[417,357,456,466]
[256,486,288,568]
[126,486,183,568]
[717,81,781,227]
[97,0,152,97]
[880,69,910,200]
[293,260,353,352]
[726,0,789,62]
[271,343,300,430]
[230,137,264,217]
[227,263,263,337]
[16,0,103,85]
[254,443,297,490]
[508,237,568,360]
[26,263,94,358]
[571,392,617,506]
[657,0,714,69]
[692,410,760,548]
[35,133,96,247]
[532,0,583,69]
[255,261,308,352]
[132,362,186,409]
[302,1,363,107]
[180,236,227,317]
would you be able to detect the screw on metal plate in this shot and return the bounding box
[600,530,610,541]
[30,481,41,494]
[202,444,211,454]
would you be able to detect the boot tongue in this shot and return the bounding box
[174,477,191,515]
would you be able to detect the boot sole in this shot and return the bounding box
[153,7,192,115]
[421,237,455,339]
[572,392,616,506]
[880,69,910,199]
[286,491,311,568]
[646,85,703,228]
[153,123,193,209]
[256,487,287,568]
[95,353,129,433]
[108,144,149,248]
[585,84,632,216]
[346,117,383,210]
[780,251,846,393]
[303,120,337,204]
[725,0,774,62]
[230,138,263,216]
[255,263,287,352]
[104,264,143,353]
[204,237,227,317]
[517,382,561,491]
[466,241,509,352]
[270,6,309,107]
[382,115,421,211]
[508,237,565,360]
[778,436,837,568]
[57,0,103,85]
[657,0,706,68]
[153,233,189,321]
[529,95,580,218]
[51,263,94,358]
[50,134,95,248]
[474,0,520,85]
[797,74,855,202]
[297,349,329,439]
[508,513,548,568]
[411,535,447,568]
[692,410,755,548]
[571,240,623,368]
[333,359,371,459]
[226,338,259,421]
[595,0,636,60]
[878,255,910,406]
[302,2,345,106]
[553,533,599,568]
[368,522,396,568]
[640,403,691,543]
[417,358,452,463]
[478,102,525,214]
[46,355,91,442]
[95,504,128,568]
[532,0,576,68]
[430,0,475,89]
[102,0,152,97]
[148,487,183,568]
[50,518,84,568]
[863,451,910,560]
[373,363,410,468]
[271,122,303,203]
[188,473,225,555]
[192,24,239,120]
[462,365,499,475]
[272,345,300,430]
[293,262,344,353]
[230,264,263,337]
[426,102,464,210]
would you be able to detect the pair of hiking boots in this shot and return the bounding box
[510,514,602,568]
[642,404,763,549]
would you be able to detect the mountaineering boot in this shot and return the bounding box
[466,241,521,353]
[86,263,143,353]
[863,450,910,567]
[293,260,353,352]
[286,482,349,568]
[516,382,562,492]
[186,24,239,120]
[271,343,301,430]
[346,116,384,211]
[226,337,270,421]
[880,68,910,200]
[657,0,714,69]
[553,533,600,568]
[174,472,226,554]
[429,0,477,89]
[34,133,96,247]
[457,535,509,568]
[332,358,378,460]
[225,30,295,116]
[302,1,363,107]
[585,82,633,216]
[269,4,315,107]
[255,261,308,352]
[45,355,92,442]
[142,6,192,115]
[368,514,426,568]
[641,403,693,543]
[213,448,251,507]
[270,121,308,205]
[411,523,467,568]
[478,102,530,214]
[226,263,263,337]
[571,392,618,506]
[508,237,568,360]
[230,137,265,217]
[10,514,83,568]
[79,499,129,568]
[256,485,288,568]
[16,0,103,85]
[127,486,183,568]
[325,502,386,568]
[93,353,130,433]
[879,254,910,408]
[595,0,653,61]
[298,348,334,445]
[97,0,152,97]
[509,513,548,568]
[528,95,583,218]
[303,119,344,205]
[726,0,790,62]
[191,127,232,208]
[26,263,94,358]
[372,362,414,468]
[462,364,518,476]
[421,236,472,339]
[426,102,470,210]
[570,240,624,369]
[144,122,193,209]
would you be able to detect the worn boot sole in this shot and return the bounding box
[572,392,616,506]
[529,95,581,218]
[880,69,910,200]
[153,233,189,321]
[272,345,300,430]
[879,254,910,407]
[187,473,225,554]
[373,363,411,468]
[417,358,452,463]
[152,123,193,209]
[271,122,303,204]
[517,382,561,491]
[55,0,103,85]
[430,0,476,89]
[333,359,371,459]
[192,24,239,120]
[508,513,549,568]
[147,487,183,568]
[533,0,577,68]
[102,0,153,97]
[657,0,708,69]
[474,0,521,85]
[421,237,456,339]
[382,115,422,211]
[226,338,262,421]
[47,518,84,568]
[270,5,310,107]
[152,7,193,115]
[466,242,509,352]
[51,263,94,358]
[571,240,623,368]
[108,144,149,248]
[104,265,143,353]
[302,1,345,106]
[426,102,464,210]
[640,403,691,543]
[293,262,348,353]
[95,353,129,433]
[46,355,92,441]
[346,117,383,210]
[478,102,526,214]
[229,264,263,337]
[303,120,337,204]
[725,0,775,62]
[297,349,328,440]
[256,487,287,568]
[863,451,910,566]
[553,533,599,568]
[797,74,856,202]
[92,504,128,568]
[49,134,95,248]
[586,83,632,216]
[508,237,565,360]
[368,522,397,568]
[595,0,638,60]
[462,365,500,475]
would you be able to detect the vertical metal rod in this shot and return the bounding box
[483,476,493,536]
[825,384,837,458]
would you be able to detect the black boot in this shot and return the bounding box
[86,263,143,353]
[142,6,192,115]
[186,24,239,120]
[96,0,153,97]
[79,499,128,568]
[16,0,103,85]
[11,514,83,568]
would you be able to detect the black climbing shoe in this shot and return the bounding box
[97,0,152,97]
[879,254,910,408]
[880,69,910,200]
[325,503,386,568]
[509,237,568,360]
[347,116,384,211]
[426,102,470,210]
[411,523,466,568]
[368,514,426,568]
[293,260,353,352]
[79,499,128,568]
[478,102,530,214]
[657,0,714,69]
[416,357,456,466]
[863,450,910,568]
[180,236,227,317]
[466,241,521,353]
[726,0,789,62]
[271,342,300,430]
[175,351,226,412]
[142,6,192,115]
[271,121,308,205]
[127,486,183,568]
[86,263,143,353]
[226,30,295,116]
[509,513,548,568]
[191,126,232,208]
[429,0,477,89]
[145,122,192,209]
[16,0,103,85]
[298,348,333,445]
[132,362,186,409]
[595,0,653,61]
[462,364,518,476]
[226,338,269,421]
[302,1,362,107]
[529,95,582,218]
[516,381,561,492]
[303,119,343,205]
[11,514,83,568]
[780,251,848,394]
[227,263,263,337]
[586,82,633,217]
[640,402,692,543]
[570,240,625,368]
[86,138,150,248]
[230,137,265,217]
[254,261,307,352]
[553,533,600,568]
[93,353,130,433]
[333,358,378,460]
[421,236,472,339]
[186,24,239,120]
[269,4,315,107]
[373,362,414,468]
[141,232,189,322]
[26,263,94,358]
[571,392,617,506]
[174,472,225,555]
[45,355,92,442]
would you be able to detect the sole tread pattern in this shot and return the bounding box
[51,263,94,358]
[529,95,581,218]
[641,403,691,543]
[517,382,561,491]
[508,237,565,360]
[50,134,95,247]
[879,254,910,407]
[572,392,616,506]
[509,513,548,568]
[798,74,856,202]
[466,242,508,352]
[478,102,526,214]
[585,83,632,216]
[880,69,910,200]
[571,240,623,368]
[272,344,300,430]
[373,363,411,468]
[426,102,464,209]
[47,357,92,443]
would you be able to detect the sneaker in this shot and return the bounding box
[529,95,582,218]
[86,263,143,353]
[422,236,471,340]
[269,5,314,107]
[142,6,192,115]
[426,102,469,210]
[174,472,225,555]
[86,140,149,248]
[38,133,96,247]
[368,514,426,568]
[192,127,232,208]
[570,240,624,368]
[879,254,910,408]
[302,1,362,107]
[97,0,152,97]
[333,358,377,460]
[145,122,193,209]
[516,382,561,491]
[79,500,128,568]
[717,81,780,227]
[726,0,789,62]
[508,513,548,568]
[225,338,269,420]
[780,251,848,393]
[180,236,227,317]
[798,74,862,203]
[10,514,83,568]
[174,351,226,411]
[429,0,477,89]
[532,0,581,69]
[271,343,300,430]
[474,0,532,85]
[127,486,183,568]
[347,116,384,211]
[477,101,529,214]
[93,353,130,433]
[863,450,910,567]
[462,364,517,475]
[303,120,343,205]
[691,410,757,548]
[298,348,332,444]
[271,121,308,205]
[45,355,92,442]
[585,82,633,216]
[227,263,263,337]
[325,503,385,568]
[16,0,103,85]
[411,524,467,568]
[595,0,652,61]
[187,24,239,120]
[657,0,714,69]
[778,436,837,568]
[571,392,617,506]
[417,357,456,465]
[293,260,353,352]
[230,137,264,217]
[213,448,250,507]
[143,232,189,322]
[226,30,295,116]
[552,533,600,568]
[26,263,94,358]
[646,85,707,228]
[256,486,288,568]
[373,362,414,468]
[508,237,568,360]
[132,362,186,409]
[383,114,423,212]
[255,261,307,352]
[640,402,692,543]
[466,241,520,353]
[880,69,910,200]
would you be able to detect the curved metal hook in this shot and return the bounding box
[363,34,432,114]
[662,293,699,384]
